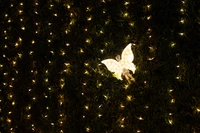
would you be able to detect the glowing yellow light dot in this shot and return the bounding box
[27,114,31,118]
[86,127,90,132]
[32,40,35,44]
[147,16,151,20]
[137,130,141,133]
[168,119,173,125]
[179,32,184,36]
[180,19,185,24]
[4,72,8,75]
[124,1,129,5]
[147,4,151,9]
[197,108,200,112]
[87,16,92,21]
[20,3,23,6]
[104,95,109,100]
[8,19,11,22]
[120,124,125,128]
[80,48,84,53]
[48,39,51,43]
[7,118,11,123]
[138,117,144,120]
[98,114,102,117]
[18,53,22,58]
[126,95,132,101]
[67,4,70,9]
[120,103,125,109]
[84,62,89,66]
[86,7,92,12]
[85,105,89,110]
[66,43,70,46]
[15,43,19,47]
[171,99,175,103]
[86,38,91,44]
[70,19,75,25]
[61,51,65,55]
[5,14,8,17]
[123,12,129,17]
[129,22,134,27]
[170,42,176,47]
[54,13,58,16]
[12,61,16,66]
[19,10,23,14]
[180,8,184,13]
[12,101,15,105]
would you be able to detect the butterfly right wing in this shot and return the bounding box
[101,59,123,80]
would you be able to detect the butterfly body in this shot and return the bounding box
[101,43,136,80]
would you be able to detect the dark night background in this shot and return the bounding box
[0,0,200,133]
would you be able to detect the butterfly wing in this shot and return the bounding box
[101,59,123,80]
[121,43,134,62]
[120,43,136,74]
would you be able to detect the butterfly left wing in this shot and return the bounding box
[101,59,123,80]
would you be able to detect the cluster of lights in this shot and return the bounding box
[178,0,187,36]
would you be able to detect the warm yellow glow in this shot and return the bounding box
[138,117,144,120]
[86,127,90,132]
[32,40,35,44]
[87,16,92,21]
[15,43,19,47]
[123,12,129,18]
[98,113,102,117]
[86,38,91,44]
[180,19,185,24]
[168,119,173,125]
[170,99,175,103]
[120,103,125,109]
[120,124,125,128]
[124,1,130,5]
[85,105,89,110]
[129,21,134,27]
[45,78,48,82]
[147,16,151,20]
[18,53,22,58]
[7,118,11,123]
[179,32,184,36]
[126,95,132,101]
[32,97,36,101]
[170,42,176,47]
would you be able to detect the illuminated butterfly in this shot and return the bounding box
[101,43,136,81]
